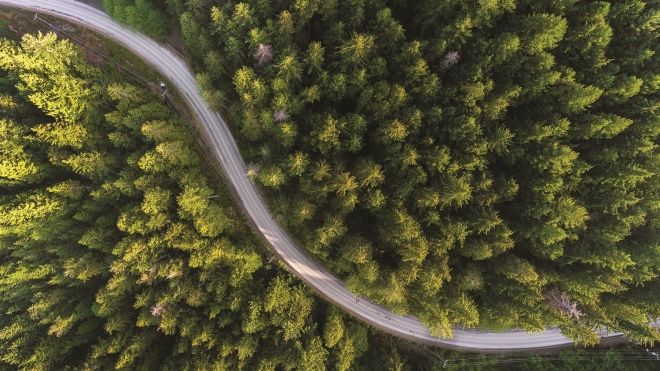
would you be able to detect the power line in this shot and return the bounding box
[453,355,659,365]
[22,9,251,243]
[452,349,659,360]
[27,11,176,101]
[33,12,158,90]
[394,336,449,367]
[448,348,660,367]
[414,344,660,368]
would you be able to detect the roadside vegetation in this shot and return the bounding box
[101,0,173,38]
[125,0,659,343]
[9,29,652,371]
[0,0,657,368]
[0,31,384,370]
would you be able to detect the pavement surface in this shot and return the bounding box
[75,0,101,10]
[0,0,630,352]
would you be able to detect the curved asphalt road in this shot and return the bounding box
[1,0,628,352]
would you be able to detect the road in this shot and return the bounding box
[0,0,627,352]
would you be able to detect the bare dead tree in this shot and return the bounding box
[440,50,461,70]
[273,109,290,123]
[166,269,180,280]
[246,163,261,179]
[150,304,166,317]
[254,43,273,66]
[545,289,583,319]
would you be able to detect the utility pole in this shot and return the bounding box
[159,82,168,100]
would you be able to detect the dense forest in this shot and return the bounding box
[103,0,660,344]
[102,0,172,37]
[6,30,654,371]
[0,31,393,370]
[1,0,658,369]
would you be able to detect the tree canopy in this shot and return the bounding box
[167,0,659,343]
[0,32,387,370]
[1,0,659,368]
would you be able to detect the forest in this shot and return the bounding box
[0,0,658,369]
[0,31,387,370]
[102,0,660,344]
[5,28,654,371]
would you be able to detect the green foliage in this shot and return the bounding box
[3,0,659,368]
[102,0,170,38]
[0,32,382,370]
[174,0,659,343]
